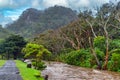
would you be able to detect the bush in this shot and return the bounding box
[94,36,106,52]
[56,48,74,62]
[32,61,46,70]
[95,48,104,61]
[90,48,104,67]
[108,53,120,71]
[65,49,92,68]
[109,39,120,50]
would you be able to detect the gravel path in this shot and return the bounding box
[0,60,22,80]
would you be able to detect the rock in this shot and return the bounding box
[44,75,48,80]
[27,63,32,68]
[15,71,20,74]
[92,69,101,74]
[24,59,31,63]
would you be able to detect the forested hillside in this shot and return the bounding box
[33,2,120,71]
[0,25,11,40]
[1,1,120,74]
[6,6,78,38]
[1,1,120,80]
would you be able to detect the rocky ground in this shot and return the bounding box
[41,62,120,80]
[0,60,22,80]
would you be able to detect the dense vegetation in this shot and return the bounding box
[22,43,51,69]
[0,25,12,40]
[0,35,27,59]
[33,2,120,72]
[6,6,78,38]
[1,2,120,73]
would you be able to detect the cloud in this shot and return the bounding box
[31,0,41,8]
[42,0,69,8]
[67,0,90,10]
[0,13,12,27]
[0,0,11,7]
[89,0,109,7]
[0,0,118,26]
[79,0,90,7]
[0,0,18,9]
[0,0,112,10]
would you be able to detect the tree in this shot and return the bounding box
[33,30,64,55]
[22,43,51,69]
[96,3,116,70]
[78,10,102,69]
[60,20,89,50]
[0,35,27,59]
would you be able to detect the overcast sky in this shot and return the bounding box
[0,0,119,26]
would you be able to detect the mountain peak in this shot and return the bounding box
[6,6,78,38]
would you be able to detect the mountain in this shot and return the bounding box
[6,6,78,38]
[0,25,11,39]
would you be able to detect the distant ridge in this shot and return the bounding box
[6,6,78,38]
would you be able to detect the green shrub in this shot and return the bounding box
[94,36,106,52]
[109,39,120,50]
[90,48,104,67]
[32,61,46,70]
[56,48,74,62]
[65,49,92,68]
[108,53,120,71]
[95,48,105,61]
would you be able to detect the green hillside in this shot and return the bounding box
[6,6,78,38]
[0,25,11,40]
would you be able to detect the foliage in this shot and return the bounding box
[94,36,106,52]
[2,1,120,72]
[65,49,92,68]
[108,53,120,71]
[32,61,46,70]
[22,43,51,69]
[56,48,74,62]
[0,35,26,59]
[90,48,104,67]
[109,39,120,50]
[23,43,51,59]
[15,60,43,80]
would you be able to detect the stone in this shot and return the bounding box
[27,63,32,68]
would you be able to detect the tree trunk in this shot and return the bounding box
[13,53,17,60]
[103,26,109,70]
[89,37,101,69]
[7,53,10,60]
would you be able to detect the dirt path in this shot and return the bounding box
[0,60,22,80]
[41,62,120,80]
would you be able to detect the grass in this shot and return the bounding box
[15,60,44,80]
[0,60,6,67]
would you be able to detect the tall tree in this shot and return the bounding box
[0,35,27,59]
[96,2,117,69]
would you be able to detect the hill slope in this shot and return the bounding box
[0,25,11,39]
[6,6,78,38]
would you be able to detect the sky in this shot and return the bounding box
[0,0,119,27]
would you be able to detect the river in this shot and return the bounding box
[41,62,120,80]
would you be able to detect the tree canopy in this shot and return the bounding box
[23,43,51,59]
[0,35,27,59]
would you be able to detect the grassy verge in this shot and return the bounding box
[15,60,44,80]
[0,60,6,67]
